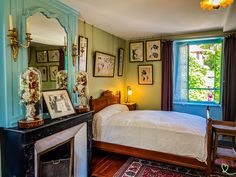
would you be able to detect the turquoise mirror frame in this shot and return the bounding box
[0,0,79,127]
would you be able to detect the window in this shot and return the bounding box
[174,38,223,104]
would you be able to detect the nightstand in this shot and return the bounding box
[123,102,136,111]
[212,120,236,169]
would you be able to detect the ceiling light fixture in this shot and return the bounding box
[200,0,234,10]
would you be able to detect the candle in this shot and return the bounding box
[9,15,13,30]
[74,35,77,45]
[64,36,67,46]
[26,21,30,33]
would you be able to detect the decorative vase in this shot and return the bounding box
[25,103,36,121]
[19,67,42,121]
[73,72,89,111]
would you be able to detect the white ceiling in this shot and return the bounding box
[60,0,236,40]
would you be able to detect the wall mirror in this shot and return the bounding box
[27,12,67,91]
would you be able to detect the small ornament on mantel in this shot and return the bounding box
[18,67,44,128]
[73,71,89,113]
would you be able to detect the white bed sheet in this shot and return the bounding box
[93,110,207,163]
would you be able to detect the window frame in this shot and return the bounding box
[174,37,223,105]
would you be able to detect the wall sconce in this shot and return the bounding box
[63,36,67,54]
[126,86,133,103]
[72,35,78,66]
[79,21,86,58]
[7,15,32,62]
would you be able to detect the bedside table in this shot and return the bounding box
[123,102,136,111]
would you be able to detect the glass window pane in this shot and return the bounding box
[189,89,220,103]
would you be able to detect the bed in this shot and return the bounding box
[89,90,213,175]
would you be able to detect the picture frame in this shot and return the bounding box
[138,64,153,85]
[118,48,124,76]
[94,51,115,77]
[48,50,60,62]
[37,66,48,82]
[146,40,161,61]
[36,51,48,63]
[49,65,59,81]
[78,36,88,72]
[129,42,144,62]
[42,90,75,119]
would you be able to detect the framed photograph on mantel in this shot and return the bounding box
[146,40,161,61]
[138,64,153,85]
[118,48,124,76]
[43,90,75,119]
[94,51,115,77]
[78,36,88,72]
[129,42,144,62]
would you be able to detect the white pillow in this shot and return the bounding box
[94,104,129,120]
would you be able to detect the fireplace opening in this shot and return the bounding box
[38,138,74,177]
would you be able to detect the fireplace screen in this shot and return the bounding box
[38,138,74,177]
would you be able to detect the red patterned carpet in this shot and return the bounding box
[113,157,234,177]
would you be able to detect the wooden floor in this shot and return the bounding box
[92,150,129,177]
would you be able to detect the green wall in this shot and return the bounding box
[78,20,126,102]
[78,20,162,110]
[124,41,162,110]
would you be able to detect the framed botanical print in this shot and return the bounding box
[48,50,60,62]
[129,42,144,62]
[43,90,75,119]
[37,66,48,82]
[138,64,153,85]
[146,40,161,61]
[118,48,124,76]
[94,51,115,77]
[49,65,59,81]
[78,36,88,72]
[36,51,48,63]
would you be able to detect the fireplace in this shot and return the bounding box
[2,112,92,177]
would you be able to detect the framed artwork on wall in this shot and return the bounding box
[43,90,75,119]
[37,66,48,82]
[48,50,60,62]
[118,48,124,76]
[36,51,48,63]
[138,64,153,85]
[49,65,59,81]
[129,42,144,62]
[94,51,115,77]
[146,40,161,61]
[78,36,88,72]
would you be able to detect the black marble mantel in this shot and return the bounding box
[1,112,93,177]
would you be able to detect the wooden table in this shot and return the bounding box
[212,120,236,169]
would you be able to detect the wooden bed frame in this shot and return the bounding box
[89,90,213,175]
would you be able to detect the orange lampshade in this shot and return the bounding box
[200,0,234,10]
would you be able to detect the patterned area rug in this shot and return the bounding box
[113,157,235,177]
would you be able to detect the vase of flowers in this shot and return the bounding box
[73,71,89,109]
[19,67,42,121]
[56,70,68,89]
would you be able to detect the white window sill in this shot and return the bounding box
[174,102,222,107]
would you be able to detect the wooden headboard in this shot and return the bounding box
[89,90,121,114]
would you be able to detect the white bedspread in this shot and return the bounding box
[93,110,207,163]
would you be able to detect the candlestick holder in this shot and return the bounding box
[72,43,78,66]
[7,29,32,61]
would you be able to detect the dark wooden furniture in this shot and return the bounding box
[212,120,236,169]
[1,112,93,177]
[123,102,136,110]
[89,90,212,175]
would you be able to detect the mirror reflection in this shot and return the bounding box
[27,12,67,91]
